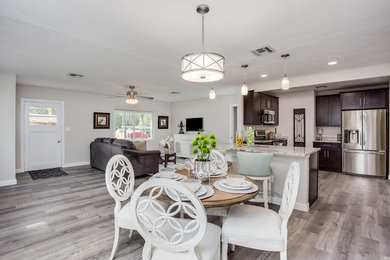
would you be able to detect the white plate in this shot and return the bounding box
[219,179,252,190]
[166,185,212,201]
[210,169,227,177]
[152,172,182,180]
[213,180,258,194]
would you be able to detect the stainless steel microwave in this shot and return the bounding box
[262,110,275,125]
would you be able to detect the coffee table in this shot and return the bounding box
[160,152,177,168]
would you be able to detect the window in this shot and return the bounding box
[114,111,153,140]
[29,106,57,126]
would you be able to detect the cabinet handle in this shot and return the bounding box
[363,97,366,106]
[359,98,362,106]
[327,150,330,158]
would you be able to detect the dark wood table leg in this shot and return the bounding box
[164,154,168,168]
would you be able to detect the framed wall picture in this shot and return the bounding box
[158,116,169,129]
[94,112,110,129]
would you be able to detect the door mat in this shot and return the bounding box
[29,168,68,180]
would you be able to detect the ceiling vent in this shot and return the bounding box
[251,45,275,56]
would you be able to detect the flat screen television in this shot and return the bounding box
[186,117,203,132]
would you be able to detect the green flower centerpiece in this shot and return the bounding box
[192,134,217,182]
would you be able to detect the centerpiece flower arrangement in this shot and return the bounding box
[192,134,217,160]
[192,134,217,181]
[160,136,173,153]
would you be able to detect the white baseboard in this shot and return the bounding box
[16,168,24,174]
[0,179,17,187]
[62,161,90,168]
[271,196,309,212]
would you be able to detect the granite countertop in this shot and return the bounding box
[218,144,320,157]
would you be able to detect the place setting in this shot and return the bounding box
[214,175,258,194]
[165,179,215,201]
[150,171,187,181]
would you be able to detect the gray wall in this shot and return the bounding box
[0,73,16,185]
[171,95,237,144]
[16,85,172,170]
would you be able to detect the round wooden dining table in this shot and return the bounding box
[175,169,260,208]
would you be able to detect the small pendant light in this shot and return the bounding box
[209,88,216,100]
[241,64,249,95]
[281,54,290,90]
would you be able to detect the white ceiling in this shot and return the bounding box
[0,0,390,102]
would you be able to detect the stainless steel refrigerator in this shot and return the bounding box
[342,109,387,177]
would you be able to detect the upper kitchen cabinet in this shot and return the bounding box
[316,95,341,126]
[243,91,279,125]
[341,89,388,110]
[362,89,388,109]
[243,91,262,125]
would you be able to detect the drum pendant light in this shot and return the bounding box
[181,4,225,82]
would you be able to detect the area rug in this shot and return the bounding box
[29,168,68,180]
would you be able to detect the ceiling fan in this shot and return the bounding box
[110,86,154,104]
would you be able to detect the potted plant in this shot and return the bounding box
[160,136,173,153]
[192,134,217,181]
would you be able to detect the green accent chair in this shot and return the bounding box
[237,151,273,208]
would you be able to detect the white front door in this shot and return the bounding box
[24,101,63,171]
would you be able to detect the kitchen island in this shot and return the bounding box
[218,144,320,212]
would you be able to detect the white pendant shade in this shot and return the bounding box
[181,52,224,82]
[209,88,216,99]
[241,83,248,95]
[281,75,290,90]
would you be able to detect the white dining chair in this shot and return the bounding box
[207,149,230,221]
[237,151,273,208]
[210,149,228,172]
[130,178,221,260]
[221,162,300,260]
[105,155,169,260]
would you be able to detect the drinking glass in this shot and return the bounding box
[184,159,192,178]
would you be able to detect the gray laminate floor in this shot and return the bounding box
[0,167,389,260]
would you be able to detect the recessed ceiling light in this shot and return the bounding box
[315,85,327,89]
[170,91,180,94]
[328,61,337,65]
[260,74,268,78]
[67,73,84,78]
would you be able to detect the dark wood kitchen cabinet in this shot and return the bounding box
[313,142,342,172]
[243,91,261,125]
[243,91,279,125]
[316,95,341,126]
[362,89,388,109]
[341,89,388,110]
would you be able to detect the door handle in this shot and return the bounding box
[58,140,61,143]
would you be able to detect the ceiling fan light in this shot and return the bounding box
[281,76,290,90]
[126,98,138,105]
[241,83,248,95]
[209,88,216,100]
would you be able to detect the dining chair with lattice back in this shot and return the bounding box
[221,161,300,260]
[105,154,137,260]
[236,151,273,208]
[130,178,222,260]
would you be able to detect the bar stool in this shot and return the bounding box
[236,152,273,208]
